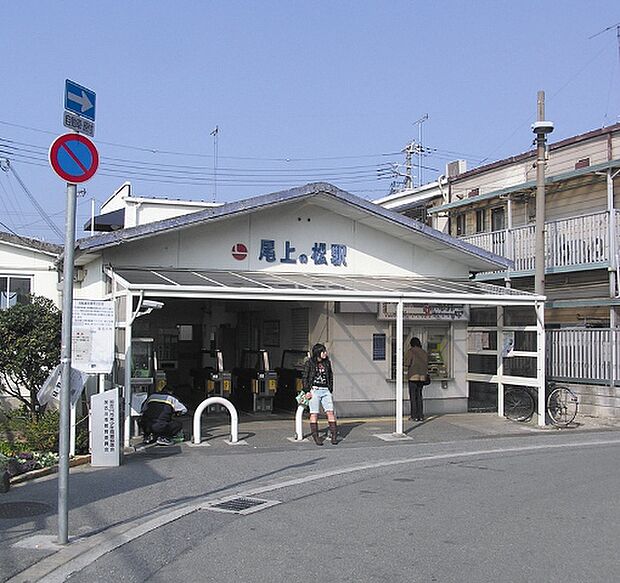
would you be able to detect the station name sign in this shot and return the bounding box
[256,239,347,267]
[378,303,469,321]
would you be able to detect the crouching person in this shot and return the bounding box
[141,384,188,446]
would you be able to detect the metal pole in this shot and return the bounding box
[58,182,77,545]
[497,306,504,418]
[90,198,95,237]
[535,300,546,427]
[395,300,404,435]
[415,114,428,187]
[534,91,552,296]
[124,292,133,448]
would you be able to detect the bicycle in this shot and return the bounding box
[503,381,578,427]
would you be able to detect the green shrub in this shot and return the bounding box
[1,408,60,453]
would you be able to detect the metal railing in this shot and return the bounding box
[462,211,611,273]
[546,328,620,384]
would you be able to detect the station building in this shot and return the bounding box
[72,182,544,444]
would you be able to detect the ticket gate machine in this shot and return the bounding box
[206,350,232,411]
[252,350,277,412]
[233,349,277,412]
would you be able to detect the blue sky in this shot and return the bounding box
[1,1,619,242]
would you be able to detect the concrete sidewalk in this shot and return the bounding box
[132,408,620,451]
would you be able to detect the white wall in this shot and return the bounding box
[0,242,59,306]
[307,302,470,416]
[102,201,470,278]
[125,199,220,228]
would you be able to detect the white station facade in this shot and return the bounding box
[72,182,545,444]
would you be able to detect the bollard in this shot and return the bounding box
[193,397,238,445]
[295,405,305,441]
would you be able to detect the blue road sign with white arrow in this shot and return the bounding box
[65,79,96,122]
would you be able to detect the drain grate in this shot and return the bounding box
[0,501,52,519]
[205,496,280,515]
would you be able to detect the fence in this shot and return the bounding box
[462,210,611,273]
[546,328,620,384]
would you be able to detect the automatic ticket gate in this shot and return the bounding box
[233,349,277,412]
[206,350,232,411]
[252,350,277,412]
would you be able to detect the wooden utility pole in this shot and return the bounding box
[533,91,553,296]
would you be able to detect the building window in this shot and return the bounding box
[404,206,428,224]
[491,207,505,232]
[0,276,31,309]
[475,209,486,233]
[456,213,466,236]
[575,157,590,170]
[372,333,386,361]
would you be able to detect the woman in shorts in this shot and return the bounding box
[302,343,337,445]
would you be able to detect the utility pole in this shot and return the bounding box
[402,141,414,189]
[413,114,429,186]
[532,91,554,296]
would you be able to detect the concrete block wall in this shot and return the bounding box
[567,383,620,419]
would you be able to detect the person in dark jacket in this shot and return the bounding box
[302,343,337,445]
[404,337,429,421]
[140,384,187,446]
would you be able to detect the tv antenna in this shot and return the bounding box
[210,125,219,202]
[589,21,620,63]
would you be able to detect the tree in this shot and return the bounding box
[0,296,61,419]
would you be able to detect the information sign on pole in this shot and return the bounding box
[72,299,115,373]
[63,111,95,137]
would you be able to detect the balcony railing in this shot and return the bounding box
[461,210,613,273]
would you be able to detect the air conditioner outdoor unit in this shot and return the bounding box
[446,160,467,178]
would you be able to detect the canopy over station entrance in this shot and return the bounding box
[73,182,545,446]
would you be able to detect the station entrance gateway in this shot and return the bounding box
[106,267,545,447]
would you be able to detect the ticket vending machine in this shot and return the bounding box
[131,337,156,395]
[130,338,166,434]
[206,350,232,412]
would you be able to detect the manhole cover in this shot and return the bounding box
[205,497,279,515]
[0,501,52,519]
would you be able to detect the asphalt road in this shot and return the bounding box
[2,417,620,582]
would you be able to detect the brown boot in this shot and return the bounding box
[310,422,323,446]
[328,421,338,445]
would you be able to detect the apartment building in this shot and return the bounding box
[377,123,620,417]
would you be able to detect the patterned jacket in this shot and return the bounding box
[302,357,334,393]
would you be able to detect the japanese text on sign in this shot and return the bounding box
[258,239,347,267]
[378,303,469,321]
[72,299,114,373]
[103,398,116,453]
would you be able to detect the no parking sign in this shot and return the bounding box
[49,133,99,183]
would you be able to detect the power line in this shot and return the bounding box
[0,158,63,238]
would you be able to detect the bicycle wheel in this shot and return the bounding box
[504,387,535,422]
[547,386,578,427]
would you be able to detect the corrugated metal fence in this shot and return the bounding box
[547,328,620,384]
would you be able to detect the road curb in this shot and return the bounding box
[10,455,91,486]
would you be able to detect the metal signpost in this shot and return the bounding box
[50,80,98,546]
